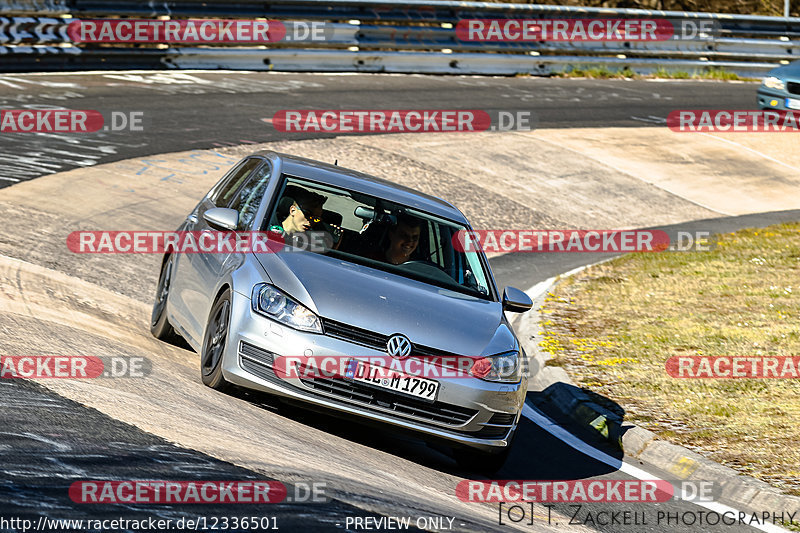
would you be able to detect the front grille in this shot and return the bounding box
[322,319,388,350]
[238,341,511,439]
[240,341,275,366]
[471,425,512,438]
[488,412,516,425]
[321,318,459,359]
[238,341,282,384]
[470,412,517,438]
[298,375,478,426]
[788,81,800,95]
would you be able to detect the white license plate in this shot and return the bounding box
[786,98,800,110]
[345,359,439,402]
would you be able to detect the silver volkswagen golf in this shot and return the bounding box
[150,151,532,471]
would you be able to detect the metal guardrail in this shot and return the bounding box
[1,1,799,76]
[163,48,780,77]
[43,0,800,36]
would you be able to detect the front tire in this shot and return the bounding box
[151,255,177,340]
[201,289,233,392]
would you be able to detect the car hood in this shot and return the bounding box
[253,251,516,357]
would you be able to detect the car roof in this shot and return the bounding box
[253,150,468,224]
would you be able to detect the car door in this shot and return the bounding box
[171,157,271,345]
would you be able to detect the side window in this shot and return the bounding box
[229,162,273,230]
[214,158,262,208]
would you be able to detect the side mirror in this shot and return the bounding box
[203,207,238,231]
[503,286,533,313]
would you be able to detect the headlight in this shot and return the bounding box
[251,284,321,333]
[470,350,522,383]
[762,76,785,91]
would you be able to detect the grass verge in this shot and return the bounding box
[546,66,758,81]
[541,223,800,496]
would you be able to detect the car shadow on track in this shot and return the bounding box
[228,385,624,482]
[231,386,459,470]
[159,332,194,351]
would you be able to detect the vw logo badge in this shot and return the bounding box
[386,334,412,359]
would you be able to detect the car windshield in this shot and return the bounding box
[262,175,494,300]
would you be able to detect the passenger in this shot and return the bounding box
[380,214,422,265]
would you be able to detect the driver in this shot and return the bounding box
[270,189,326,236]
[382,214,421,265]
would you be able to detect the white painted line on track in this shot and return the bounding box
[524,260,613,302]
[525,277,556,303]
[0,79,26,89]
[0,70,256,77]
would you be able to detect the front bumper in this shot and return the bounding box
[757,87,800,110]
[222,289,527,451]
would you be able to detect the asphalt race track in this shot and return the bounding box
[0,72,755,184]
[0,71,795,533]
